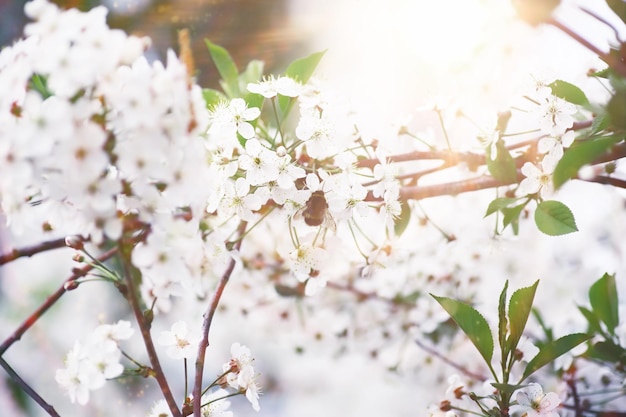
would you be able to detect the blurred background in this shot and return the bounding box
[0,0,309,90]
[2,1,626,416]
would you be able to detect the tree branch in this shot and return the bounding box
[0,247,118,355]
[414,337,488,382]
[120,249,181,417]
[0,356,60,417]
[0,237,74,266]
[192,221,247,417]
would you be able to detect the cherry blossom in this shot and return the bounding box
[517,160,555,198]
[533,95,577,136]
[157,321,200,360]
[222,343,261,411]
[515,383,561,417]
[247,75,302,98]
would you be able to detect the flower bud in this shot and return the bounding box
[65,235,84,250]
[64,280,80,291]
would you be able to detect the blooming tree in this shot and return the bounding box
[0,0,626,417]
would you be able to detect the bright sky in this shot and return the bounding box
[289,0,623,138]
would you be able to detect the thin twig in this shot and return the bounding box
[414,337,488,382]
[120,249,181,417]
[0,247,118,355]
[0,356,60,417]
[549,18,626,78]
[192,221,247,417]
[0,237,73,266]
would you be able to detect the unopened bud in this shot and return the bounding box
[276,146,287,157]
[65,235,84,250]
[64,280,80,291]
[440,400,452,411]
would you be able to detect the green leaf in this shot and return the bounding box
[239,60,264,86]
[607,90,626,131]
[588,340,625,363]
[590,112,610,135]
[490,382,528,394]
[202,88,227,109]
[205,40,240,97]
[507,281,539,352]
[589,273,619,334]
[607,0,626,24]
[394,200,411,236]
[279,50,326,112]
[534,200,578,236]
[28,74,53,99]
[431,294,494,364]
[485,197,517,217]
[502,203,526,235]
[522,333,590,380]
[498,281,509,351]
[549,79,589,106]
[284,50,326,84]
[486,141,517,183]
[244,92,265,113]
[578,306,604,334]
[553,136,621,188]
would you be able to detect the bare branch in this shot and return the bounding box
[0,237,73,266]
[0,356,60,417]
[120,248,182,417]
[0,247,118,355]
[192,221,247,417]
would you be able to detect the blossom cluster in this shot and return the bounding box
[516,74,579,199]
[55,320,134,405]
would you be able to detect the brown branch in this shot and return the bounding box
[549,18,626,78]
[0,247,118,355]
[357,150,486,170]
[362,141,626,203]
[192,221,247,417]
[119,249,181,417]
[0,237,74,266]
[587,175,626,189]
[0,356,60,417]
[414,337,488,382]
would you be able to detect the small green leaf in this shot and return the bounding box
[244,92,265,113]
[589,273,619,334]
[431,294,494,364]
[507,281,539,352]
[522,333,590,380]
[239,60,265,86]
[588,340,625,363]
[394,200,411,236]
[490,382,528,394]
[607,90,626,131]
[590,112,610,135]
[578,306,603,334]
[485,197,517,217]
[498,281,509,351]
[202,88,227,109]
[553,136,621,188]
[279,50,326,113]
[549,79,589,106]
[534,200,578,236]
[487,141,517,183]
[284,50,326,84]
[502,204,526,235]
[28,74,53,99]
[205,40,240,97]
